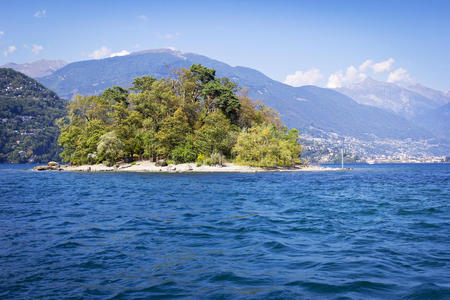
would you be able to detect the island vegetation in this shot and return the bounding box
[58,65,302,167]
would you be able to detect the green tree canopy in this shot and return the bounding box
[97,131,124,166]
[190,64,216,84]
[58,64,302,167]
[233,124,302,167]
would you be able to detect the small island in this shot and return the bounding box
[34,160,342,173]
[49,64,311,171]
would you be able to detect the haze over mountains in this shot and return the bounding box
[407,84,450,107]
[1,59,67,78]
[5,49,448,158]
[336,78,449,138]
[336,78,447,118]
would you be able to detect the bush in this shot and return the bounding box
[196,153,207,165]
[196,153,213,166]
[210,152,225,166]
[87,152,98,164]
[97,131,124,166]
[170,142,197,164]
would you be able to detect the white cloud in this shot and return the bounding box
[110,50,130,57]
[359,59,373,72]
[88,46,112,59]
[89,46,131,59]
[372,58,395,73]
[3,45,16,57]
[387,68,412,83]
[31,44,43,54]
[327,66,367,88]
[358,58,394,74]
[325,58,412,88]
[0,31,4,37]
[138,14,148,21]
[34,9,46,18]
[284,68,323,87]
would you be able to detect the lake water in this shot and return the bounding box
[0,164,449,299]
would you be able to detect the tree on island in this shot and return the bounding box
[58,64,302,167]
[233,124,301,167]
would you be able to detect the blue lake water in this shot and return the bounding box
[0,164,449,299]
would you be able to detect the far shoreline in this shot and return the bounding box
[32,161,348,173]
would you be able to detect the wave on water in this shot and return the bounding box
[0,164,449,299]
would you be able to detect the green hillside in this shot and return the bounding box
[0,68,67,163]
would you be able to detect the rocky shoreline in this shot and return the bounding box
[32,161,345,173]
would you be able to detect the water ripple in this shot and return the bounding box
[0,163,449,299]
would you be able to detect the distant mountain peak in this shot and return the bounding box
[406,83,450,106]
[0,59,67,78]
[131,48,187,59]
[361,77,378,84]
[359,77,394,88]
[336,76,448,119]
[342,77,387,90]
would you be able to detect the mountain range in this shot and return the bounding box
[336,78,449,138]
[6,48,447,157]
[1,59,67,78]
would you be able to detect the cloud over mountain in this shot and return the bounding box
[88,46,111,59]
[359,58,395,73]
[325,58,414,88]
[327,66,366,88]
[284,68,323,87]
[388,68,413,84]
[285,58,411,89]
[88,46,130,59]
[110,50,130,57]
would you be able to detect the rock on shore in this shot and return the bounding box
[33,161,62,171]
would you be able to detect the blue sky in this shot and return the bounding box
[0,0,449,90]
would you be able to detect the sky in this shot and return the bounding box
[0,0,449,91]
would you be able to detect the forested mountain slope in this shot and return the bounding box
[0,68,67,163]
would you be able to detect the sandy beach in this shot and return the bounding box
[53,161,344,173]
